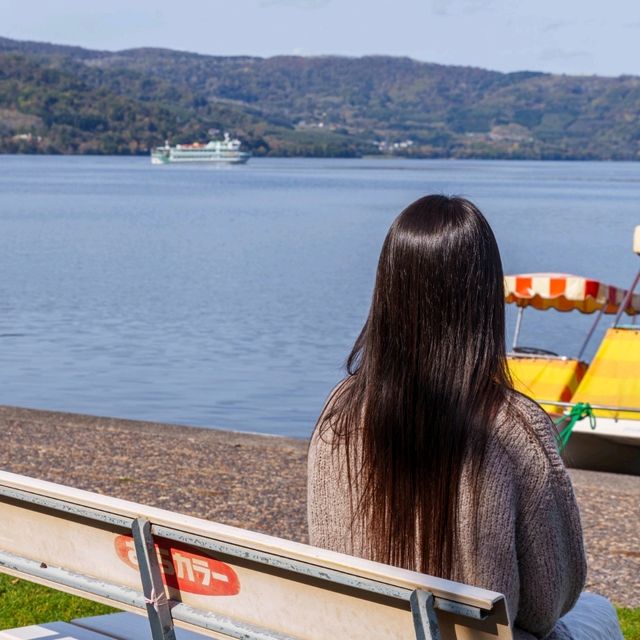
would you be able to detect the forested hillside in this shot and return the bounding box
[1,36,639,159]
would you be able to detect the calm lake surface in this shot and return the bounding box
[1,156,639,437]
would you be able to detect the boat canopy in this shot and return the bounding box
[505,273,640,315]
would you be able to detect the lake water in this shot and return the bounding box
[1,156,639,437]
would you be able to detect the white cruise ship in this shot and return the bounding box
[151,133,251,165]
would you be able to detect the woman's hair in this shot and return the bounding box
[319,194,512,577]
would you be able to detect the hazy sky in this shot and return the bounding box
[1,0,639,77]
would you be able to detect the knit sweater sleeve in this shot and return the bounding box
[506,396,587,638]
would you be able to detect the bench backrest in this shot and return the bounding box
[0,470,512,640]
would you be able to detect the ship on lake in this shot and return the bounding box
[151,133,251,165]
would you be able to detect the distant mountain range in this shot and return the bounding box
[1,36,639,159]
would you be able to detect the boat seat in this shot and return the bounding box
[512,346,559,357]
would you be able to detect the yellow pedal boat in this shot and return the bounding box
[505,231,640,475]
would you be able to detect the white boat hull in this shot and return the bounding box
[151,153,250,165]
[571,416,640,446]
[561,417,640,475]
[162,154,250,164]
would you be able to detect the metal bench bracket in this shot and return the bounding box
[411,589,441,640]
[132,517,177,640]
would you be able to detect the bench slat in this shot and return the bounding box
[73,613,209,640]
[0,621,115,640]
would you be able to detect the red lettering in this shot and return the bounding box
[114,535,240,596]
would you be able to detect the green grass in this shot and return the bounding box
[0,574,116,628]
[619,607,640,640]
[0,575,639,638]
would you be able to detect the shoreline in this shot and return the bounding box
[0,405,638,607]
[3,154,640,163]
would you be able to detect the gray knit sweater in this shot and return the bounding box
[307,391,587,640]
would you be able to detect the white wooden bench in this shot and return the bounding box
[0,470,513,640]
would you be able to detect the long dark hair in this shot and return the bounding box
[319,195,512,577]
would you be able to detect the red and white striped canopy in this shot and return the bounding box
[504,273,640,314]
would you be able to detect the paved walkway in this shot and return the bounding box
[0,406,637,607]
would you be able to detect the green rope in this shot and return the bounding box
[554,402,596,451]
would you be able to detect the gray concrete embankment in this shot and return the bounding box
[0,406,637,607]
